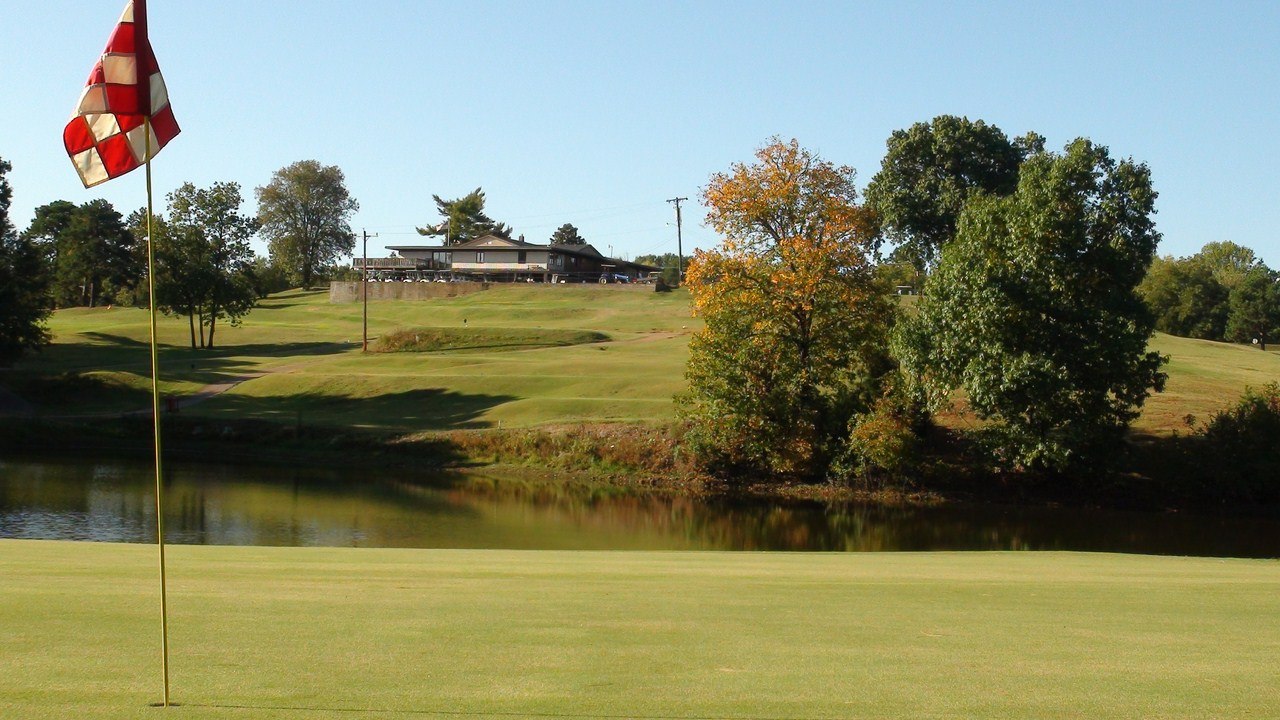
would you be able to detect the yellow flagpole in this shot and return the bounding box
[143,117,172,708]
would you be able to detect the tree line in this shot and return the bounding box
[0,158,357,359]
[1139,242,1279,350]
[2,156,609,362]
[681,118,1278,484]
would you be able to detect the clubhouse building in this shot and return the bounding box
[357,235,659,284]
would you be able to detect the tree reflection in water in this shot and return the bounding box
[1,459,1277,557]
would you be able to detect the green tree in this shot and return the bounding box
[897,139,1167,470]
[416,188,511,246]
[26,199,139,307]
[1225,266,1280,350]
[635,252,682,286]
[549,222,586,245]
[1194,240,1258,291]
[0,157,51,365]
[21,199,75,271]
[1138,255,1229,340]
[864,115,1036,277]
[256,160,358,289]
[244,256,292,299]
[680,139,892,479]
[635,252,680,268]
[157,182,259,349]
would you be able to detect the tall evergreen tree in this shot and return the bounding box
[549,223,586,245]
[0,157,51,365]
[416,188,511,245]
[25,199,138,307]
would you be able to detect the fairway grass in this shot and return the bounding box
[8,285,1280,433]
[2,540,1277,720]
[1137,332,1280,433]
[10,286,696,429]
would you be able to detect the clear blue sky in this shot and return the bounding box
[2,0,1277,265]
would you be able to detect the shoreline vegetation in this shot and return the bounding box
[1,412,1276,518]
[2,285,1278,517]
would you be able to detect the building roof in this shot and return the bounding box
[386,235,659,271]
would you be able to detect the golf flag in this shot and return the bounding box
[63,0,179,188]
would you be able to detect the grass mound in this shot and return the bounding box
[373,327,611,353]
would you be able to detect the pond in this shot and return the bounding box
[1,457,1277,557]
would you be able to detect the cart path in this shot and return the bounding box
[138,347,355,414]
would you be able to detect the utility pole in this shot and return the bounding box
[361,229,378,353]
[667,196,687,281]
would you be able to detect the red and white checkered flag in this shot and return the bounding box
[63,0,180,188]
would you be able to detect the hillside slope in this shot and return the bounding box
[7,285,1277,433]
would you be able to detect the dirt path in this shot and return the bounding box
[169,372,266,411]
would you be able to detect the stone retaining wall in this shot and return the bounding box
[328,281,490,303]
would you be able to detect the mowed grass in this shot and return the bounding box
[9,286,696,429]
[1,540,1277,720]
[9,285,1279,432]
[1137,332,1280,433]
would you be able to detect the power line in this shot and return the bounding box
[666,197,688,279]
[355,200,669,236]
[361,229,377,353]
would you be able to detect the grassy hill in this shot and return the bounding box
[4,286,696,429]
[3,540,1277,719]
[3,284,1277,434]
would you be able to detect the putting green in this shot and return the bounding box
[2,540,1277,719]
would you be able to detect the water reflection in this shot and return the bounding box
[1,458,1277,557]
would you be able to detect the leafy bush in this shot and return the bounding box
[830,396,919,488]
[1193,383,1280,503]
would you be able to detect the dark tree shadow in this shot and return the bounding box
[195,387,518,432]
[76,332,352,360]
[79,331,150,348]
[21,337,357,406]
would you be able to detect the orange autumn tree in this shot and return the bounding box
[680,139,893,479]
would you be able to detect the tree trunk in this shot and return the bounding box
[197,310,206,348]
[188,311,197,349]
[207,305,218,349]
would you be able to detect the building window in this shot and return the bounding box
[476,251,485,263]
[518,251,527,264]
